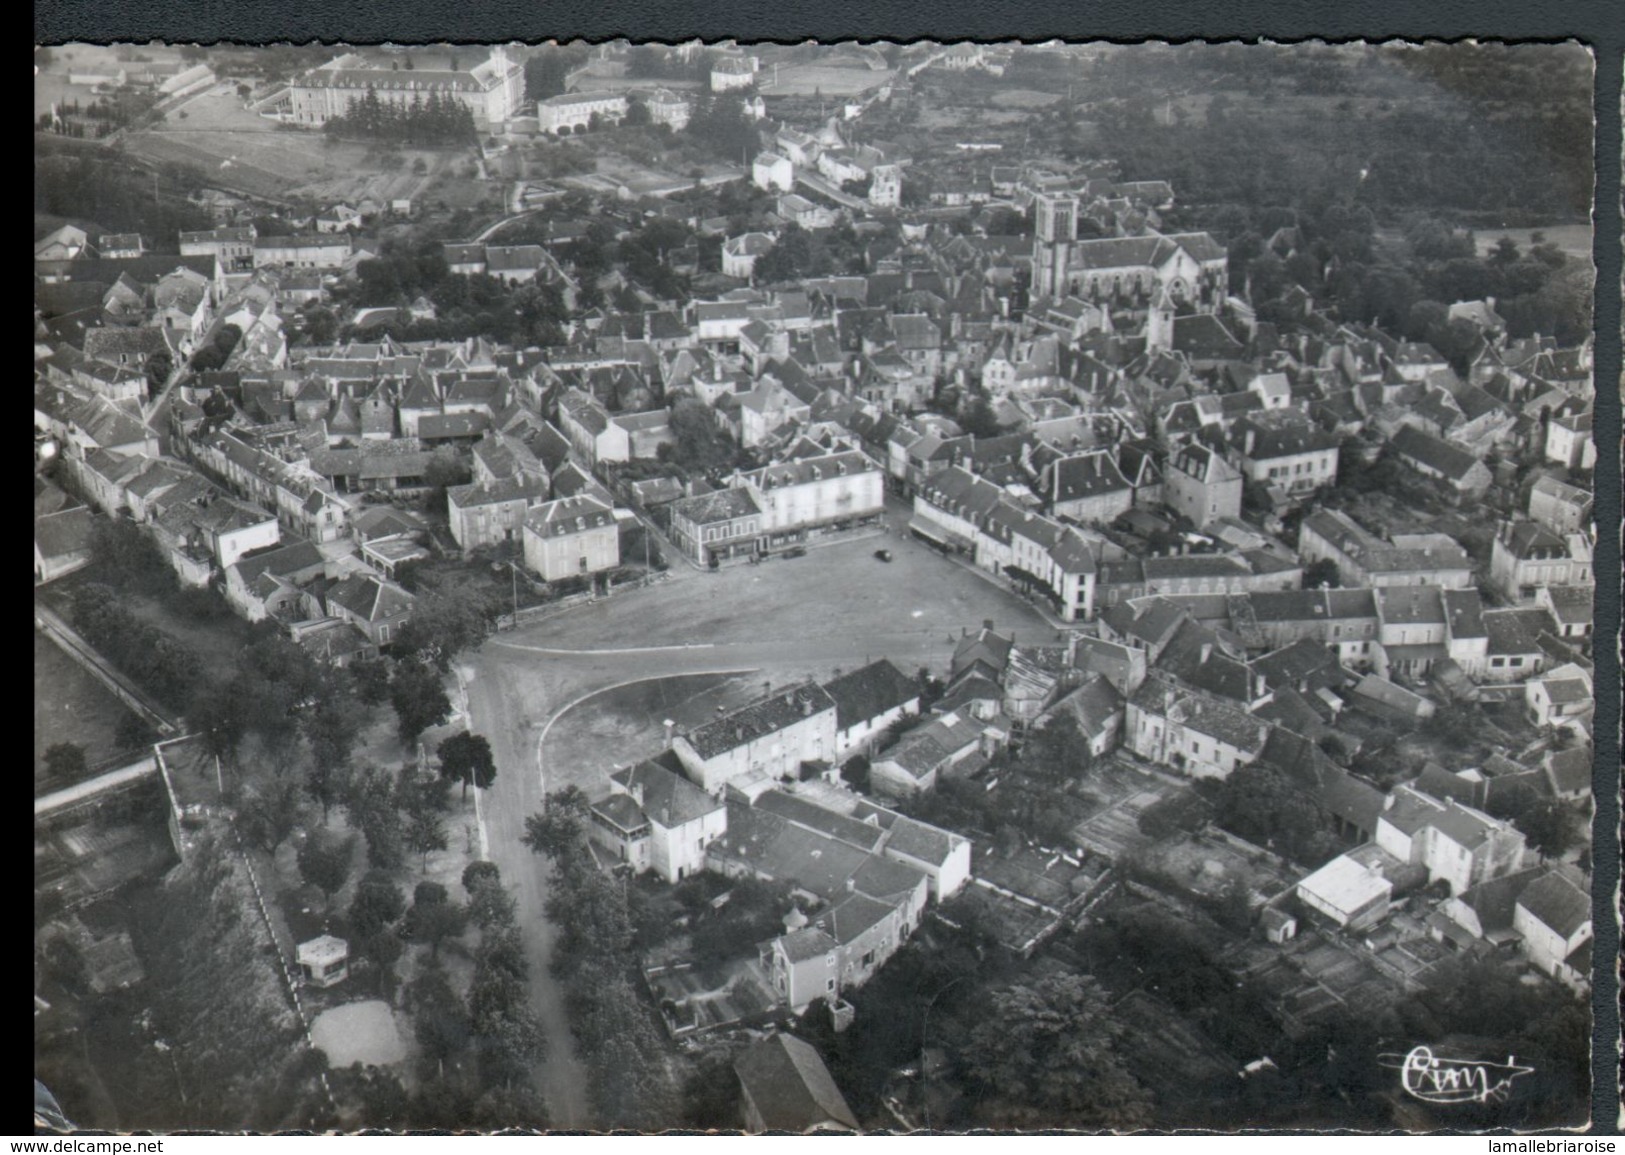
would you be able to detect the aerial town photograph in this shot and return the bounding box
[33,39,1600,1134]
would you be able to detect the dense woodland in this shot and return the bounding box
[35,141,214,251]
[321,87,478,147]
[1081,43,1591,223]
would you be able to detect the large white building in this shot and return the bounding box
[673,682,838,794]
[536,91,629,135]
[285,48,525,129]
[710,54,759,92]
[735,450,885,542]
[753,150,794,193]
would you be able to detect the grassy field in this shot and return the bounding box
[757,63,895,97]
[990,88,1063,109]
[122,86,455,204]
[34,629,144,789]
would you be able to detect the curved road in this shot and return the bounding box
[459,520,1059,1126]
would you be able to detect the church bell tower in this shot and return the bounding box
[1032,193,1079,300]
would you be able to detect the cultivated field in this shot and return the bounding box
[990,88,1063,109]
[122,86,460,204]
[1475,224,1592,260]
[757,63,896,97]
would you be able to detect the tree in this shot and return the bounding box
[754,224,814,285]
[462,860,502,895]
[468,876,519,930]
[840,754,872,793]
[678,1045,742,1129]
[1303,558,1341,589]
[350,657,392,705]
[190,323,243,373]
[405,882,466,957]
[393,591,491,672]
[191,681,248,766]
[297,831,356,911]
[1020,711,1092,783]
[43,742,88,782]
[116,711,156,751]
[666,396,738,472]
[572,976,677,1126]
[542,859,634,975]
[89,518,172,594]
[1213,762,1337,866]
[962,972,1152,1130]
[1517,799,1579,861]
[349,870,408,940]
[404,796,450,872]
[304,755,352,825]
[523,46,581,104]
[421,447,470,517]
[303,305,340,347]
[390,662,452,745]
[471,1084,552,1130]
[408,960,471,1068]
[302,681,366,786]
[238,776,308,855]
[144,351,174,397]
[363,928,405,1000]
[346,764,407,870]
[437,731,498,802]
[521,786,591,861]
[958,393,1003,438]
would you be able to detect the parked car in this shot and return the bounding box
[782,546,808,558]
[874,549,893,562]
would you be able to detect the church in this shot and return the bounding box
[1031,192,1229,311]
[283,48,526,130]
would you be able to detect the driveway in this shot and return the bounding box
[459,525,1061,1125]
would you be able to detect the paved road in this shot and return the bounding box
[459,516,1060,1125]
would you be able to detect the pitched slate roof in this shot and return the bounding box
[1050,450,1131,505]
[230,539,326,584]
[449,474,548,511]
[684,682,836,760]
[755,791,886,854]
[524,493,614,536]
[609,760,721,828]
[670,486,763,527]
[82,327,176,363]
[735,1033,860,1133]
[821,660,920,733]
[712,802,870,899]
[1236,414,1339,459]
[1515,870,1590,939]
[1483,607,1557,655]
[1390,425,1485,482]
[326,574,414,622]
[34,506,96,561]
